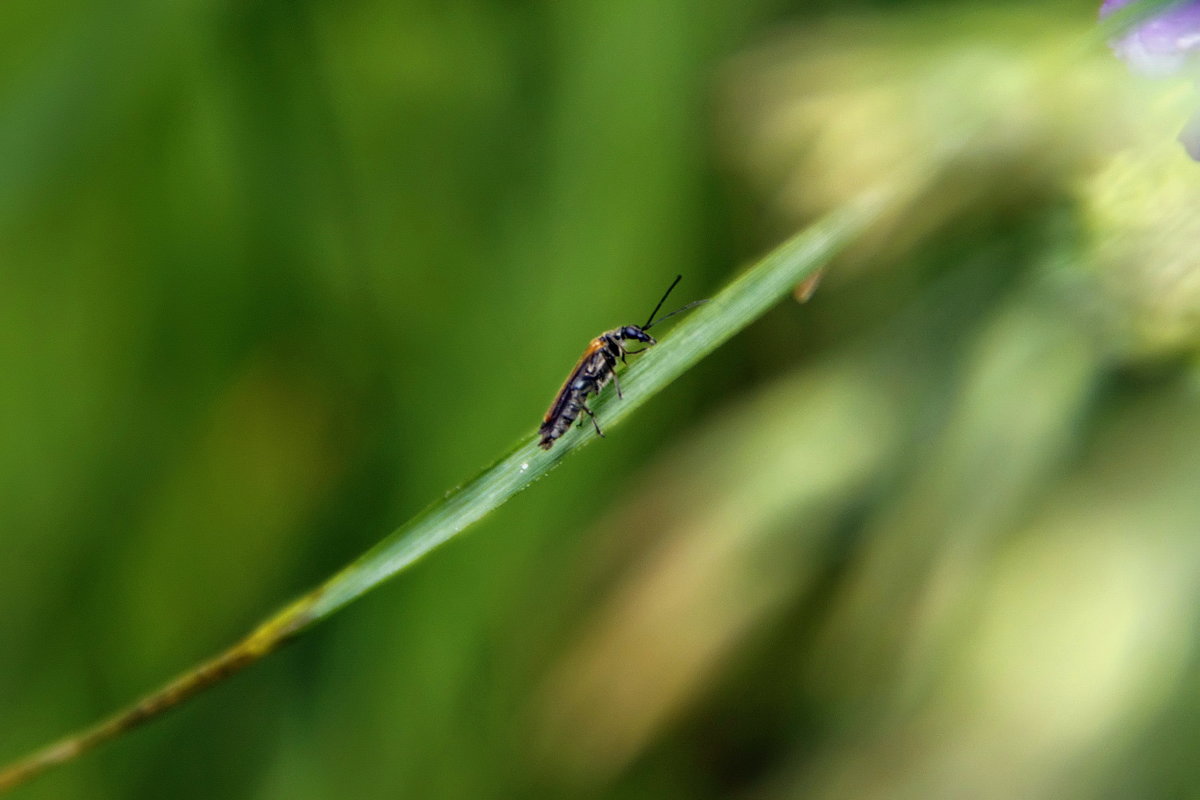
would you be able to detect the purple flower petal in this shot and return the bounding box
[1102,1,1200,160]
[1101,1,1200,74]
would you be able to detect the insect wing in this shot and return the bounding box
[541,339,607,425]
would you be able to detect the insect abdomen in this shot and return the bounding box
[537,354,615,449]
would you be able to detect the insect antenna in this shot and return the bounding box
[644,299,708,330]
[642,275,682,329]
[642,275,708,331]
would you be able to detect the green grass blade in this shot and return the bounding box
[0,192,887,794]
[306,192,887,619]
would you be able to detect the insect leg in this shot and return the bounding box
[580,401,605,438]
[611,369,623,399]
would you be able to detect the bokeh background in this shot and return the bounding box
[4,0,1200,797]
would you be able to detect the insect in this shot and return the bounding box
[538,275,707,450]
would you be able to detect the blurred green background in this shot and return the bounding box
[5,0,1200,797]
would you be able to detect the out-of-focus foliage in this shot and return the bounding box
[1084,140,1200,356]
[3,1,1200,798]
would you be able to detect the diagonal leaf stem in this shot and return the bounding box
[0,191,888,794]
